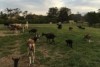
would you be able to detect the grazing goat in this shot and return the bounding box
[7,23,23,33]
[27,38,35,66]
[83,34,92,43]
[65,39,73,48]
[42,33,56,43]
[29,29,37,34]
[69,27,73,31]
[57,22,62,29]
[57,24,62,29]
[32,33,41,43]
[77,26,85,29]
[4,23,10,27]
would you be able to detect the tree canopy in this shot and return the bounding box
[0,7,100,27]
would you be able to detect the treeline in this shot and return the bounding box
[0,7,71,24]
[84,11,100,27]
[0,8,48,24]
[0,7,100,27]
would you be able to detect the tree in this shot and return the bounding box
[5,8,21,20]
[47,7,58,23]
[58,7,71,23]
[23,11,28,19]
[0,11,7,19]
[70,13,83,22]
[84,12,99,26]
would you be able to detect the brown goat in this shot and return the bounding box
[27,38,35,66]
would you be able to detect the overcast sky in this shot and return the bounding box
[0,0,100,15]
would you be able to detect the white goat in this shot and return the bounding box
[25,21,29,29]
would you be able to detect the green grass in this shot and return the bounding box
[0,24,100,67]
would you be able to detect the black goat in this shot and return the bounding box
[31,33,41,43]
[29,29,37,34]
[69,27,73,31]
[12,57,20,67]
[57,22,62,29]
[42,33,56,43]
[4,23,10,27]
[77,26,85,29]
[65,39,73,48]
[57,25,62,29]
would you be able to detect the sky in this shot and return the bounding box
[0,0,100,15]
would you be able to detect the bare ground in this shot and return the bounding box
[0,39,46,67]
[0,31,19,37]
[0,30,49,67]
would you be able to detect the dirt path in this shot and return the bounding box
[0,30,42,67]
[0,30,19,37]
[0,40,41,67]
[0,40,30,67]
[0,40,21,67]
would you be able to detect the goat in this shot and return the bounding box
[83,34,92,43]
[31,33,41,43]
[12,57,20,67]
[29,29,37,34]
[65,39,73,48]
[24,21,29,29]
[58,25,62,29]
[27,38,35,66]
[77,26,85,29]
[42,33,56,43]
[6,23,23,33]
[57,22,62,29]
[4,23,10,27]
[69,27,73,31]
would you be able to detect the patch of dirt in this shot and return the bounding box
[0,40,43,67]
[41,49,49,57]
[39,44,49,57]
[0,40,21,67]
[0,54,44,67]
[0,30,19,37]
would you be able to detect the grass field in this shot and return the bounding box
[0,24,100,67]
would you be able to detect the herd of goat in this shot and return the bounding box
[2,23,93,67]
[4,22,28,33]
[27,25,91,48]
[4,23,91,48]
